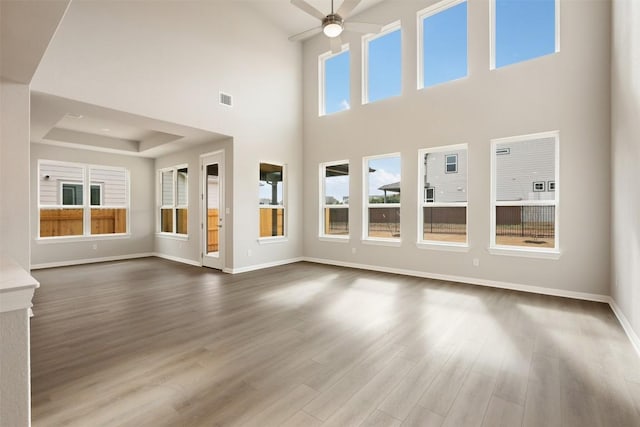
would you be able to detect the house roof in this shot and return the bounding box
[378,182,401,192]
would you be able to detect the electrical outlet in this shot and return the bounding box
[92,244,98,250]
[473,258,479,267]
[351,247,356,254]
[247,249,252,257]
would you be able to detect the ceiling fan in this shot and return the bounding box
[289,0,383,53]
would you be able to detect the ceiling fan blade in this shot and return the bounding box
[289,26,323,41]
[344,21,383,34]
[336,0,362,19]
[330,36,343,54]
[291,0,327,21]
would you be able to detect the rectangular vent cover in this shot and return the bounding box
[219,92,233,107]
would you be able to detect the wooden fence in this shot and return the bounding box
[208,208,219,252]
[260,208,284,237]
[40,208,126,237]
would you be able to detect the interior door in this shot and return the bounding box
[201,151,224,270]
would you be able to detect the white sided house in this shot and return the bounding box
[423,148,468,203]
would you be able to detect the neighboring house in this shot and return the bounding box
[423,149,468,203]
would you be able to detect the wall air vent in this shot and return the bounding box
[219,92,233,107]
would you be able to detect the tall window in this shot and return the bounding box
[159,166,188,235]
[491,132,559,252]
[320,161,349,238]
[364,154,401,241]
[419,145,468,246]
[363,23,401,104]
[492,0,558,68]
[320,47,350,116]
[419,0,468,89]
[259,162,285,238]
[38,160,129,238]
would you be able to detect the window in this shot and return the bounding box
[320,47,350,116]
[364,154,401,242]
[158,166,188,235]
[259,162,285,238]
[320,161,349,238]
[363,23,401,104]
[445,154,458,173]
[419,145,468,246]
[39,160,129,238]
[492,0,558,68]
[491,131,559,253]
[418,0,468,89]
[548,180,555,191]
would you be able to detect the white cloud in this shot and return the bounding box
[369,169,401,195]
[339,99,350,110]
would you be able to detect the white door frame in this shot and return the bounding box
[200,150,225,270]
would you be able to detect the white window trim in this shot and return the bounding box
[319,160,350,240]
[59,181,84,207]
[489,0,560,70]
[417,144,469,248]
[489,131,560,256]
[258,161,287,241]
[363,153,402,244]
[37,159,130,240]
[90,182,104,206]
[157,164,189,236]
[362,21,402,105]
[445,153,458,174]
[417,0,468,90]
[318,44,350,117]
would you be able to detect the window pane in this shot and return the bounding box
[323,162,349,236]
[423,206,467,243]
[176,167,188,206]
[260,208,284,237]
[40,208,83,237]
[495,205,555,248]
[91,208,127,235]
[161,208,173,233]
[368,156,401,204]
[161,170,174,206]
[495,137,556,202]
[39,162,84,206]
[324,207,349,235]
[259,163,283,206]
[324,50,350,115]
[90,185,101,206]
[368,207,400,238]
[367,28,401,103]
[176,208,188,234]
[423,150,467,203]
[62,184,83,205]
[90,167,128,206]
[423,1,467,88]
[495,0,556,68]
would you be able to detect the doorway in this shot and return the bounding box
[201,151,224,270]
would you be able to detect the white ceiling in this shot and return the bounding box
[244,0,386,39]
[32,92,229,158]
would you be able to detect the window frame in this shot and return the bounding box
[319,160,350,241]
[362,153,402,246]
[490,0,560,70]
[362,21,402,105]
[532,181,545,192]
[37,159,130,241]
[489,131,560,258]
[60,181,84,206]
[417,144,469,250]
[318,44,350,117]
[445,154,458,174]
[258,161,287,242]
[157,164,189,237]
[417,0,468,90]
[90,183,103,206]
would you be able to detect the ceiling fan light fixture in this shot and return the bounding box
[322,14,343,38]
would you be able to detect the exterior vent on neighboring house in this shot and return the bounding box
[219,92,233,107]
[496,148,511,155]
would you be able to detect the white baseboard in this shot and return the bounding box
[224,257,304,274]
[303,257,610,303]
[608,298,640,358]
[152,252,201,267]
[30,253,154,270]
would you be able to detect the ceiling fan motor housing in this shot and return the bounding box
[322,13,344,37]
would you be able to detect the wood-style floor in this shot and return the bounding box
[31,258,640,427]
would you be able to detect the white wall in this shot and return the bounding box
[0,309,30,427]
[0,80,31,270]
[154,139,234,267]
[611,0,640,341]
[302,0,611,295]
[30,143,155,267]
[31,0,303,270]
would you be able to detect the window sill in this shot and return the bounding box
[488,246,561,260]
[416,242,469,252]
[319,236,350,243]
[258,237,288,245]
[36,234,131,244]
[156,233,189,241]
[362,238,401,247]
